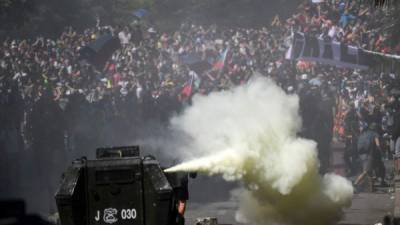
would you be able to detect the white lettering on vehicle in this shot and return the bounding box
[94,208,137,222]
[95,210,100,221]
[121,209,137,220]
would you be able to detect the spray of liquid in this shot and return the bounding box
[165,77,353,225]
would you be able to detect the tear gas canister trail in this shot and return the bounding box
[165,77,353,225]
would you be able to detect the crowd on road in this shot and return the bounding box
[1,0,400,194]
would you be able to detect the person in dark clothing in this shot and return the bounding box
[354,123,386,191]
[344,104,359,175]
[317,90,335,174]
[165,167,197,225]
[165,172,189,225]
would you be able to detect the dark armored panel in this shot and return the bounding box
[55,159,86,225]
[96,146,139,159]
[55,146,175,225]
[86,157,144,225]
[142,157,173,225]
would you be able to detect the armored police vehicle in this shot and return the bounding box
[55,146,189,225]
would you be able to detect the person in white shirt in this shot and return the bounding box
[118,27,131,46]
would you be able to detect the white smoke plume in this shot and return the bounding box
[165,77,353,225]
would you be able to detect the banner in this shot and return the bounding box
[79,34,121,68]
[286,33,371,70]
[179,53,212,74]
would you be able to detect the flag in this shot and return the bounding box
[286,32,371,70]
[132,9,147,18]
[181,83,192,97]
[180,53,212,74]
[213,48,229,71]
[181,73,195,97]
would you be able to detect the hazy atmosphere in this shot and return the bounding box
[1,0,400,225]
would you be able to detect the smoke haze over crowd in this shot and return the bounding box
[2,0,400,222]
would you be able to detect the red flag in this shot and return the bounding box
[181,73,194,98]
[181,84,192,97]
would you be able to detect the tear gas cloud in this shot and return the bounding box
[165,77,353,225]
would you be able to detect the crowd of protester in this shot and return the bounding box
[1,0,400,197]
